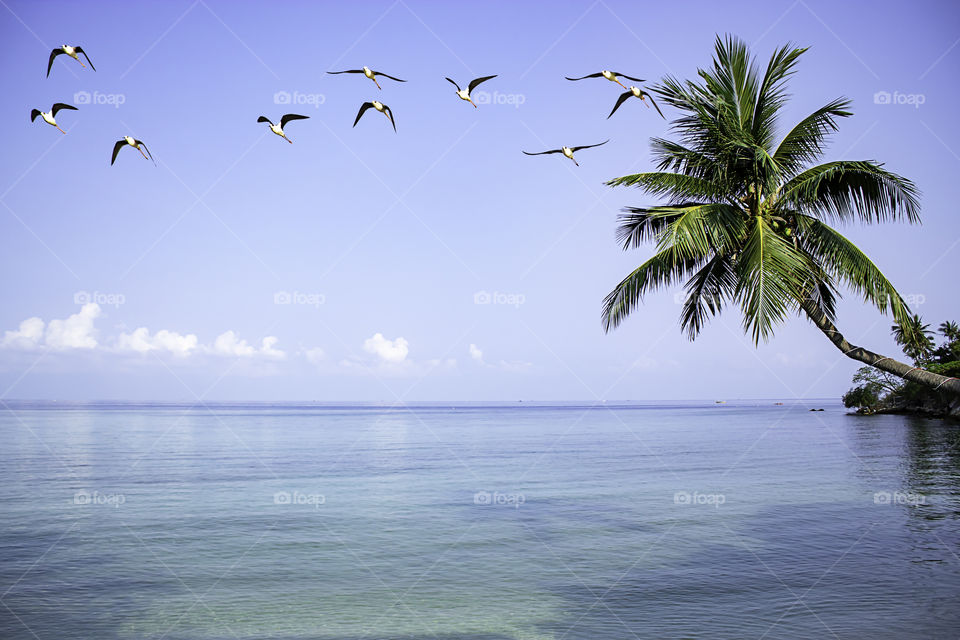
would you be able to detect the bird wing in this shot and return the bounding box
[30,109,42,122]
[327,69,364,74]
[382,104,397,132]
[522,149,563,156]
[374,71,406,82]
[565,72,603,81]
[257,116,274,125]
[111,140,126,165]
[615,73,645,82]
[75,47,95,71]
[445,77,462,91]
[51,103,78,116]
[280,113,309,128]
[607,91,632,119]
[467,75,497,93]
[353,102,375,127]
[570,140,610,152]
[46,48,63,78]
[643,91,665,119]
[135,140,156,164]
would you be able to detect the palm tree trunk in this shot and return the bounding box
[801,301,960,397]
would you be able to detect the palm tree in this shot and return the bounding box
[939,321,960,341]
[602,35,960,397]
[891,314,934,363]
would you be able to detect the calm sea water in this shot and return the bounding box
[1,401,958,639]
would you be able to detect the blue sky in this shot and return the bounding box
[0,0,958,401]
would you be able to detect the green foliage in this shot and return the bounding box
[602,35,920,344]
[842,384,881,412]
[844,318,960,413]
[892,313,934,364]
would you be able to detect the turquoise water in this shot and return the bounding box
[1,401,958,638]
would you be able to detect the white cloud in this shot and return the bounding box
[212,330,256,357]
[2,317,45,349]
[363,333,409,363]
[117,327,199,357]
[468,343,484,363]
[45,303,101,350]
[259,336,285,359]
[210,331,285,358]
[498,359,533,372]
[303,347,325,364]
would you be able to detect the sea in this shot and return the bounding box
[1,400,958,639]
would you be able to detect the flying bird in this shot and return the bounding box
[47,45,95,77]
[353,101,396,132]
[327,66,405,90]
[608,86,664,119]
[565,70,643,89]
[522,140,609,167]
[445,75,497,107]
[257,114,309,143]
[30,103,78,134]
[111,136,154,166]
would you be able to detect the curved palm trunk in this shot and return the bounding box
[801,301,960,397]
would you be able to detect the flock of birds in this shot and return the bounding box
[33,45,664,167]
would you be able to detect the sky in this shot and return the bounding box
[0,0,958,402]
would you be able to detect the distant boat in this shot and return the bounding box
[715,400,726,404]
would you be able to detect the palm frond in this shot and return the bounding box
[735,215,813,343]
[777,160,920,224]
[605,171,723,202]
[751,43,808,148]
[601,248,704,332]
[679,253,738,339]
[773,98,852,176]
[795,214,912,325]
